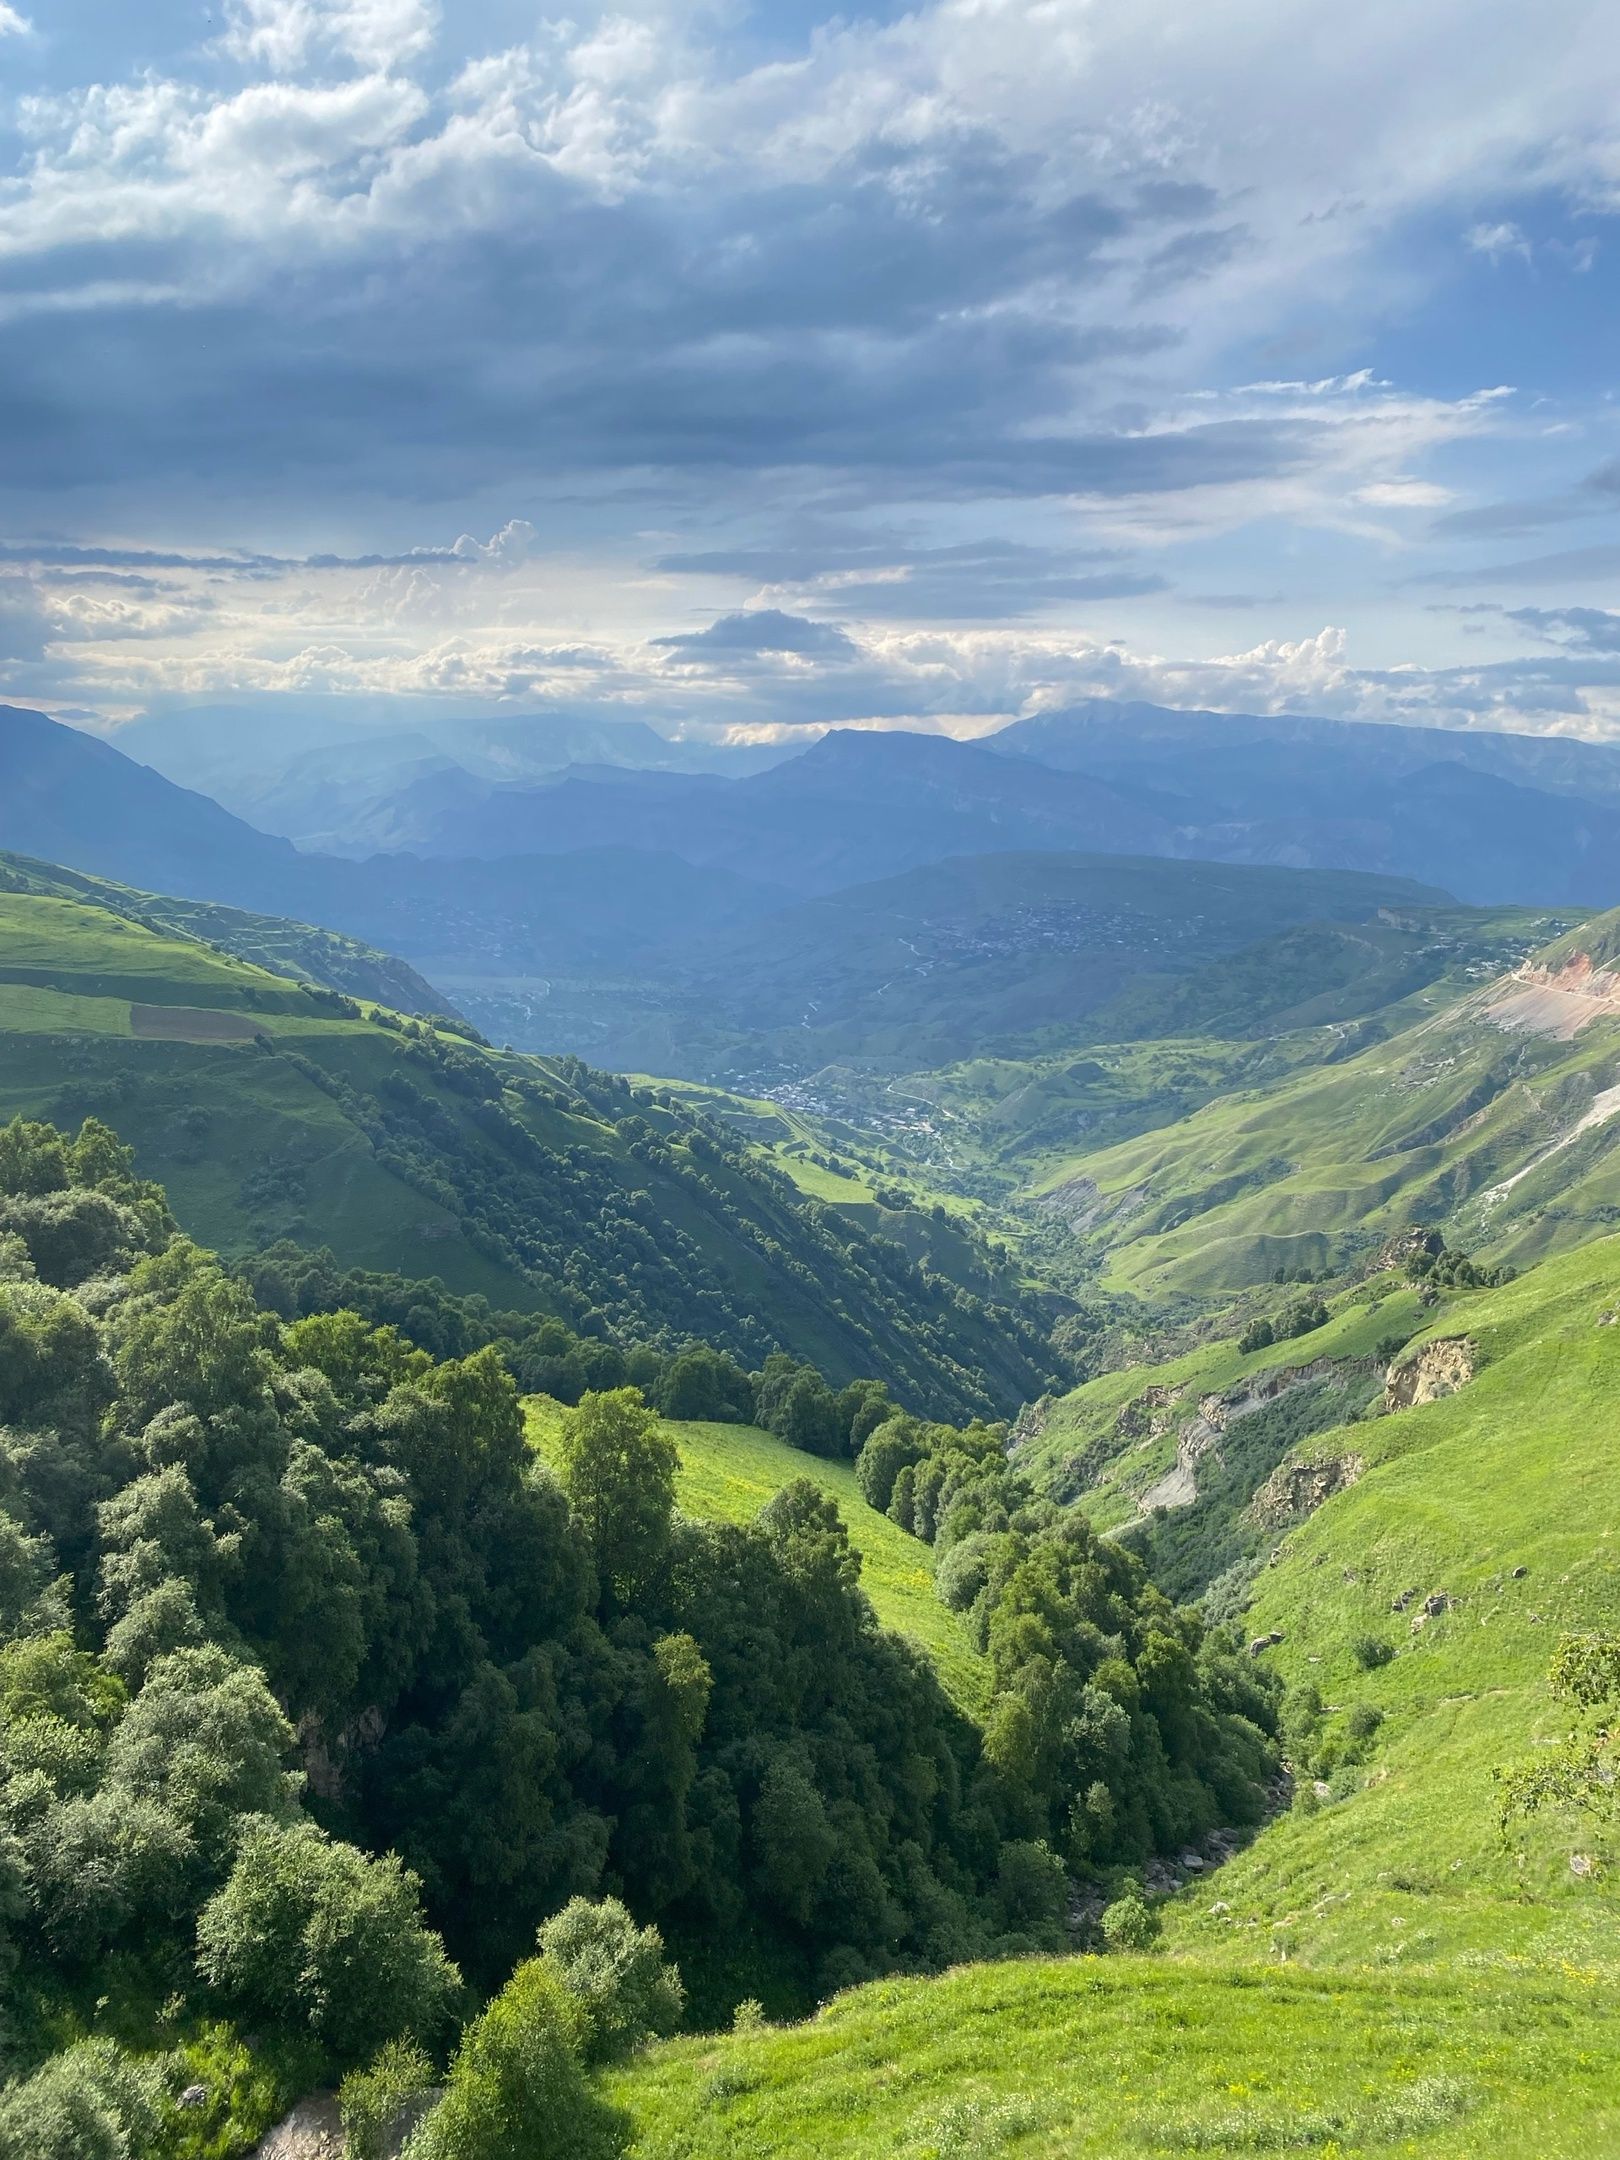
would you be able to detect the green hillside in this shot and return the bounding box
[607,1957,1618,2157]
[525,1399,988,1709]
[0,848,451,1015]
[1016,1234,1620,1975]
[1020,909,1620,1303]
[0,881,1055,1417]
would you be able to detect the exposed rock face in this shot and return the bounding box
[252,2098,344,2160]
[252,2092,435,2160]
[1137,1356,1354,1516]
[1250,1453,1364,1529]
[1037,1174,1147,1234]
[1482,951,1620,1041]
[1384,1336,1475,1411]
[1006,1395,1053,1456]
[1113,1381,1187,1441]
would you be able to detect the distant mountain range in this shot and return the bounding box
[9,695,1620,1073]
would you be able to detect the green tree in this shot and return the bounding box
[196,1817,459,2068]
[406,1959,625,2160]
[536,1895,684,2062]
[556,1390,677,1610]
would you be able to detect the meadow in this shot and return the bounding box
[606,1955,1620,2157]
[524,1398,989,1710]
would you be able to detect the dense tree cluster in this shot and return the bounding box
[258,1029,1054,1423]
[0,1116,1277,2154]
[857,1411,1283,1869]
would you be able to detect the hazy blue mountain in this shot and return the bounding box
[0,705,789,991]
[451,849,1459,1076]
[118,702,789,845]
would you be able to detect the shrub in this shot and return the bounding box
[1344,1702,1384,1742]
[1351,1634,1394,1672]
[1099,1885,1161,1953]
[340,2039,437,2160]
[0,2038,162,2160]
[405,1960,625,2160]
[536,1896,684,2064]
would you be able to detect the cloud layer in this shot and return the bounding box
[0,0,1618,741]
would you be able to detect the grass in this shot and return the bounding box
[524,1399,989,1711]
[1156,1234,1620,1974]
[604,1955,1620,2157]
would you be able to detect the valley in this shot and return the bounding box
[3,696,1620,2160]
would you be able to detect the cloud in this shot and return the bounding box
[1353,478,1453,508]
[0,5,30,35]
[652,609,860,660]
[1466,220,1533,263]
[652,533,1168,621]
[1500,604,1620,652]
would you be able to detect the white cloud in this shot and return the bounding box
[1352,478,1456,508]
[0,5,31,35]
[1466,220,1533,263]
[222,0,439,72]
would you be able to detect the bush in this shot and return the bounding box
[1344,1702,1384,1742]
[1351,1634,1394,1672]
[340,2039,437,2160]
[1099,1886,1161,1953]
[0,2039,162,2160]
[537,1897,684,2063]
[405,1960,625,2160]
[196,1818,459,2069]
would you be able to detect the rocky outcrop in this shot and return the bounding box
[1113,1381,1187,1442]
[252,2098,344,2160]
[1037,1175,1147,1234]
[1137,1357,1356,1516]
[1383,1336,1475,1411]
[252,2091,435,2160]
[1250,1452,1364,1528]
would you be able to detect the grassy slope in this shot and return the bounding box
[0,849,449,1013]
[1019,1280,1431,1524]
[1025,963,1620,1303]
[608,1241,1620,2157]
[525,1399,988,1711]
[0,885,1050,1406]
[1160,1235,1620,1972]
[607,1958,1620,2158]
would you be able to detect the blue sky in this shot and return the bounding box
[1,0,1618,745]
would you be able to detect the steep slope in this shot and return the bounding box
[1025,909,1620,1301]
[0,849,451,1015]
[0,704,790,995]
[608,1957,1619,2157]
[0,882,1055,1416]
[1156,1237,1620,1972]
[525,1399,988,1710]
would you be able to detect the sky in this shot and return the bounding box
[2,0,1619,748]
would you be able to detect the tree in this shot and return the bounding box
[556,1390,677,1610]
[536,1895,684,2062]
[406,1959,626,2160]
[196,1817,459,2068]
[1499,1631,1620,1832]
[0,2039,162,2160]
